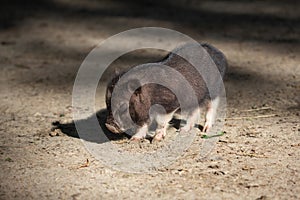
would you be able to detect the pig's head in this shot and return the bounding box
[105,72,144,134]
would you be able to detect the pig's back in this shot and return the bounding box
[161,43,227,103]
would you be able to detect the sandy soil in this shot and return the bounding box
[0,0,299,199]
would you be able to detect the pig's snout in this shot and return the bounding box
[105,120,123,134]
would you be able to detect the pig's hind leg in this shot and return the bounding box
[203,97,220,132]
[180,108,201,133]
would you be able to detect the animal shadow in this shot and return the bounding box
[51,109,204,143]
[51,109,128,143]
[169,118,204,131]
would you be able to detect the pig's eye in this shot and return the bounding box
[119,103,127,113]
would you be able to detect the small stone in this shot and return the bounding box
[49,129,60,137]
[208,164,219,169]
[256,195,268,200]
[34,112,42,117]
[213,171,225,175]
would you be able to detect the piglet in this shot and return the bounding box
[105,43,227,141]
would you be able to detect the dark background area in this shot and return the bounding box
[1,0,299,42]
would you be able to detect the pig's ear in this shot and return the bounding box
[114,68,120,76]
[127,79,141,93]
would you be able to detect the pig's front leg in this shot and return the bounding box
[203,97,219,132]
[153,110,176,141]
[153,128,166,141]
[131,124,148,141]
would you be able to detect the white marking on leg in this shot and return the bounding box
[131,124,148,140]
[180,108,201,133]
[204,97,220,132]
[153,109,177,140]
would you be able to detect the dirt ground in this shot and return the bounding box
[0,0,299,199]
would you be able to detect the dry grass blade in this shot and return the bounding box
[240,106,274,112]
[226,114,277,120]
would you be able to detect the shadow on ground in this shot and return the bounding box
[1,0,299,90]
[51,109,128,143]
[1,0,299,43]
[51,108,205,143]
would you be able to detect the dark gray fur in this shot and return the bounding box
[105,43,227,134]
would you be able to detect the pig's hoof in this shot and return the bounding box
[153,130,165,141]
[153,135,164,142]
[129,136,143,142]
[203,121,212,132]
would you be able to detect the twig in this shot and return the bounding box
[240,106,274,112]
[240,153,268,158]
[291,143,300,147]
[114,139,130,144]
[78,159,90,168]
[226,114,277,120]
[230,152,268,158]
